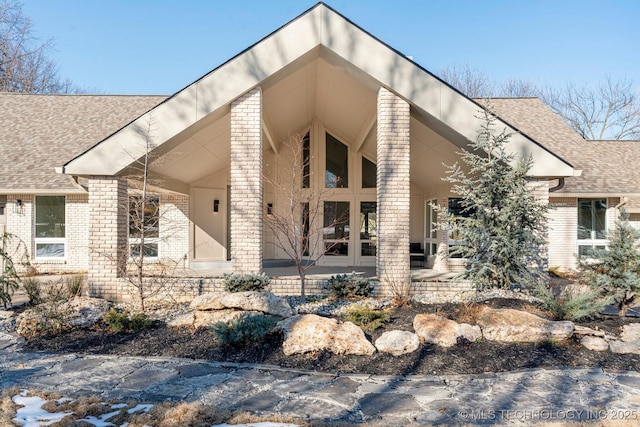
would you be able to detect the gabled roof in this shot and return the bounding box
[61,2,574,179]
[488,98,640,195]
[0,93,166,193]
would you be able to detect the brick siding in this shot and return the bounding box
[376,87,411,292]
[230,87,263,273]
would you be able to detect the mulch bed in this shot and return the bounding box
[23,298,640,375]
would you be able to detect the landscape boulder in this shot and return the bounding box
[276,314,375,356]
[374,330,420,356]
[64,297,112,328]
[15,297,111,338]
[191,291,294,318]
[475,306,574,342]
[580,336,609,352]
[609,323,640,354]
[413,313,482,347]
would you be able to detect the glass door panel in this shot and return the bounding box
[323,201,350,256]
[360,202,377,257]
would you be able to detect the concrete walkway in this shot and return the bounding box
[1,333,640,425]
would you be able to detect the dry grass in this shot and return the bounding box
[0,386,20,426]
[453,301,485,323]
[5,388,637,426]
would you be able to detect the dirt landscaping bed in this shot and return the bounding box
[22,297,640,376]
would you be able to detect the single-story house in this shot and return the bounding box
[1,3,638,300]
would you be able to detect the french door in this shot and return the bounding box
[322,200,376,266]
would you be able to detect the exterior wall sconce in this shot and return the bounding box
[267,203,273,215]
[14,198,24,214]
[213,199,220,213]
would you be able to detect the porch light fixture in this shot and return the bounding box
[213,199,220,213]
[267,203,273,215]
[15,199,22,207]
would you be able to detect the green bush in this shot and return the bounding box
[579,209,640,316]
[104,308,152,333]
[22,277,42,306]
[533,282,612,322]
[327,273,373,299]
[345,304,389,332]
[211,313,277,345]
[223,272,270,292]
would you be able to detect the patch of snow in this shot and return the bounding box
[12,391,73,427]
[75,409,120,427]
[127,403,154,414]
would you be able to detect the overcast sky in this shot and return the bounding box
[22,0,640,95]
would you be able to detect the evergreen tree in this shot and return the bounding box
[443,108,548,290]
[581,208,640,315]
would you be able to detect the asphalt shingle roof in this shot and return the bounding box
[0,93,166,192]
[485,98,640,194]
[1,94,637,196]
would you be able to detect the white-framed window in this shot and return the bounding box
[325,132,349,188]
[424,199,438,256]
[0,195,6,225]
[34,195,66,259]
[577,198,607,258]
[129,195,160,258]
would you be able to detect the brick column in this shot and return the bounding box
[87,176,128,299]
[376,87,411,293]
[230,87,263,273]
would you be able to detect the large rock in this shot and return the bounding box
[413,314,482,347]
[191,291,294,318]
[276,314,375,356]
[620,323,640,342]
[475,306,574,342]
[581,336,609,352]
[609,324,640,354]
[64,297,111,328]
[15,297,111,338]
[375,330,420,356]
[609,340,640,354]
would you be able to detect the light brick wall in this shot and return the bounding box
[87,176,128,299]
[230,87,263,273]
[5,195,33,268]
[5,194,89,274]
[376,87,410,293]
[159,194,190,266]
[65,194,89,272]
[548,197,578,271]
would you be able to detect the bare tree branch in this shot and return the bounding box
[0,0,73,93]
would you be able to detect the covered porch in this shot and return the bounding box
[60,4,574,302]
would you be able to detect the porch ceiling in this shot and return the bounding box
[150,51,382,185]
[150,51,459,189]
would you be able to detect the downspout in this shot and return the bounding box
[549,177,565,192]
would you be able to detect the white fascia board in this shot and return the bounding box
[0,188,86,195]
[318,9,575,178]
[62,4,574,179]
[63,8,325,176]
